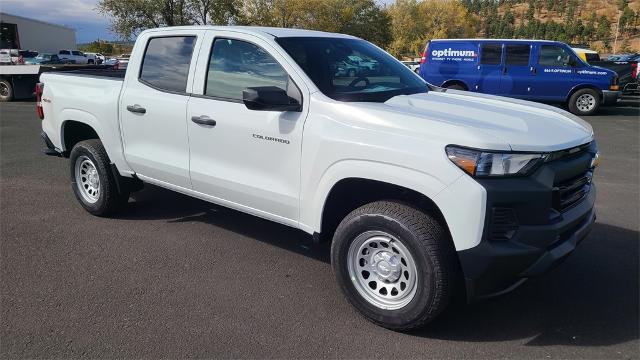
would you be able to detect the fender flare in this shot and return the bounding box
[59,109,105,152]
[301,159,450,234]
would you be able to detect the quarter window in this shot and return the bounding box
[480,44,502,65]
[205,38,288,100]
[505,44,530,65]
[140,36,196,93]
[539,45,572,67]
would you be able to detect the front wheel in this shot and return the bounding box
[69,139,129,216]
[331,201,456,331]
[568,88,600,116]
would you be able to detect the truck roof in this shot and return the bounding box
[140,26,358,39]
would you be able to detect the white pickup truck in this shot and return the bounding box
[38,26,598,330]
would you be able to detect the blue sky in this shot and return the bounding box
[2,0,396,44]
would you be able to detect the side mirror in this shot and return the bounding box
[242,86,301,112]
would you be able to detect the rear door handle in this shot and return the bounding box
[126,104,146,114]
[531,66,537,75]
[191,115,216,127]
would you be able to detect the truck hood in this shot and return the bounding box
[365,90,594,152]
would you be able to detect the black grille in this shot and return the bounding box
[546,142,592,162]
[490,207,518,241]
[553,171,593,212]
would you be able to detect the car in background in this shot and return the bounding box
[115,54,130,69]
[84,52,106,64]
[419,39,620,115]
[58,50,97,64]
[0,49,38,65]
[24,54,70,65]
[103,58,120,69]
[401,60,420,73]
[0,49,11,65]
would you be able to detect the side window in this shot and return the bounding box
[72,51,81,56]
[505,44,530,65]
[205,38,288,100]
[480,44,502,65]
[60,50,70,55]
[539,45,572,67]
[140,36,196,93]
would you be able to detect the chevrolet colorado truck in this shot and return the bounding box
[38,26,599,330]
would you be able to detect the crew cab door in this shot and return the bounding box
[531,44,576,101]
[120,31,203,188]
[186,31,309,226]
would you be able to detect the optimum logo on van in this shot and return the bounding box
[431,48,478,62]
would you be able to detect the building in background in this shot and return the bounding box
[0,12,76,52]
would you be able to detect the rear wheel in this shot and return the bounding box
[0,79,13,102]
[568,88,600,116]
[331,201,456,331]
[69,139,129,216]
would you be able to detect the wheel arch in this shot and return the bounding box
[441,79,469,90]
[317,177,452,244]
[566,84,602,102]
[60,116,102,157]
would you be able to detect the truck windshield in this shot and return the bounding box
[275,37,427,102]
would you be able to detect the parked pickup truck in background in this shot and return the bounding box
[572,47,639,94]
[588,58,638,94]
[419,39,621,115]
[38,26,599,331]
[58,50,97,64]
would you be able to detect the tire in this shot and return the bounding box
[69,139,129,216]
[0,78,14,102]
[568,88,600,116]
[331,200,456,331]
[445,83,466,91]
[88,59,94,64]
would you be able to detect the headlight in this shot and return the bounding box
[446,145,547,177]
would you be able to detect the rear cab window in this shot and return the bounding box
[139,36,196,93]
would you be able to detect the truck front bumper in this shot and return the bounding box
[457,142,598,301]
[602,90,621,105]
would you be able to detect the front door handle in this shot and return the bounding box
[531,66,537,75]
[191,115,216,127]
[126,104,146,114]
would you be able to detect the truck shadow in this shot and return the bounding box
[118,184,330,263]
[119,184,638,347]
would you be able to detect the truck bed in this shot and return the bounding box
[49,68,126,80]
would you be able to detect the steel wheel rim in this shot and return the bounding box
[347,231,418,310]
[0,82,9,97]
[576,93,596,112]
[74,156,100,203]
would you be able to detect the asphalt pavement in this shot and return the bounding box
[1,99,638,358]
